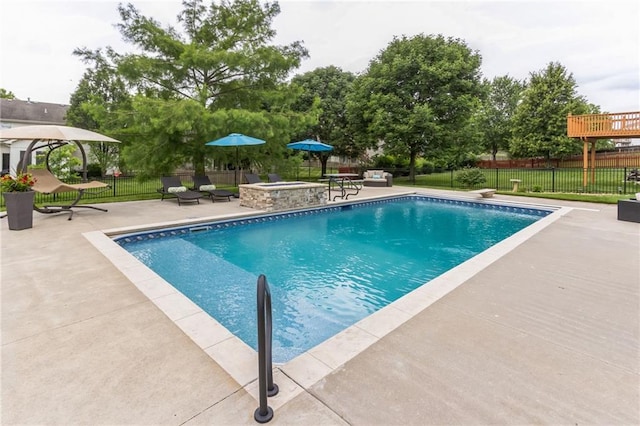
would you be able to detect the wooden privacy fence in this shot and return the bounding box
[477,152,640,169]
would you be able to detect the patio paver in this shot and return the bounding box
[2,187,638,424]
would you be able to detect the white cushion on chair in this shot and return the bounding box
[199,184,216,191]
[167,186,187,193]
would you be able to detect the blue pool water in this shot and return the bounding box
[117,196,551,362]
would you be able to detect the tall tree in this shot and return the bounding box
[0,88,16,99]
[510,62,590,162]
[291,66,355,175]
[477,75,525,161]
[67,50,131,175]
[74,0,308,177]
[346,34,483,181]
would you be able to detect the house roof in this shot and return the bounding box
[0,98,69,125]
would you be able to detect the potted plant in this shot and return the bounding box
[1,172,37,230]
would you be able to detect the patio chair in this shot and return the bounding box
[362,170,393,187]
[192,175,235,202]
[244,173,263,184]
[157,176,204,205]
[267,173,282,183]
[29,168,110,220]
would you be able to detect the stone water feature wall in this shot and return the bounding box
[239,182,328,212]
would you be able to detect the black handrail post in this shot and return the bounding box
[265,281,277,397]
[254,274,278,423]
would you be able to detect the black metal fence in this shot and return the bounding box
[408,167,640,194]
[2,167,638,209]
[0,170,252,208]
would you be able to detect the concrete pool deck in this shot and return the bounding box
[2,186,638,424]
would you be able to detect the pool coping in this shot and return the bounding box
[83,192,572,408]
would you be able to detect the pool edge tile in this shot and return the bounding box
[205,337,257,387]
[175,311,235,349]
[243,369,305,410]
[307,326,379,370]
[354,304,414,339]
[280,352,334,389]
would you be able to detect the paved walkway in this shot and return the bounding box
[2,187,638,425]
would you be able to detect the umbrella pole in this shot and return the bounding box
[235,146,239,187]
[308,150,311,177]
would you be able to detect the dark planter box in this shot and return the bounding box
[617,199,640,223]
[3,191,35,230]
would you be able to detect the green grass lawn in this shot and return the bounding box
[396,168,639,202]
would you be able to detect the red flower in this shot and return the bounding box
[0,172,37,192]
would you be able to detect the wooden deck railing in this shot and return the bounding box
[567,111,640,138]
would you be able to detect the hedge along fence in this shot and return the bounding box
[410,167,640,194]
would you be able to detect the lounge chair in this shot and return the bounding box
[244,173,263,184]
[157,176,204,205]
[192,175,235,202]
[29,168,110,220]
[267,173,282,183]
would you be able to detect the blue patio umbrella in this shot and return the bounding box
[206,133,266,186]
[287,139,333,176]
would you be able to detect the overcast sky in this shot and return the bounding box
[1,0,638,113]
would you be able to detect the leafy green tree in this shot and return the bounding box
[346,34,483,181]
[510,62,591,162]
[88,143,120,177]
[68,50,131,130]
[0,88,16,99]
[291,66,355,175]
[68,50,130,175]
[477,75,525,161]
[35,145,82,180]
[73,0,309,178]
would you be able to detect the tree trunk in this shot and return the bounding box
[193,152,205,176]
[321,154,329,177]
[409,151,417,183]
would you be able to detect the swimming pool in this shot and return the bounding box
[115,195,552,363]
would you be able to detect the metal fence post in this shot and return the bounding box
[551,168,555,193]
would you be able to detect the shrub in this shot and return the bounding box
[455,167,487,188]
[372,154,395,168]
[87,163,103,178]
[421,160,435,175]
